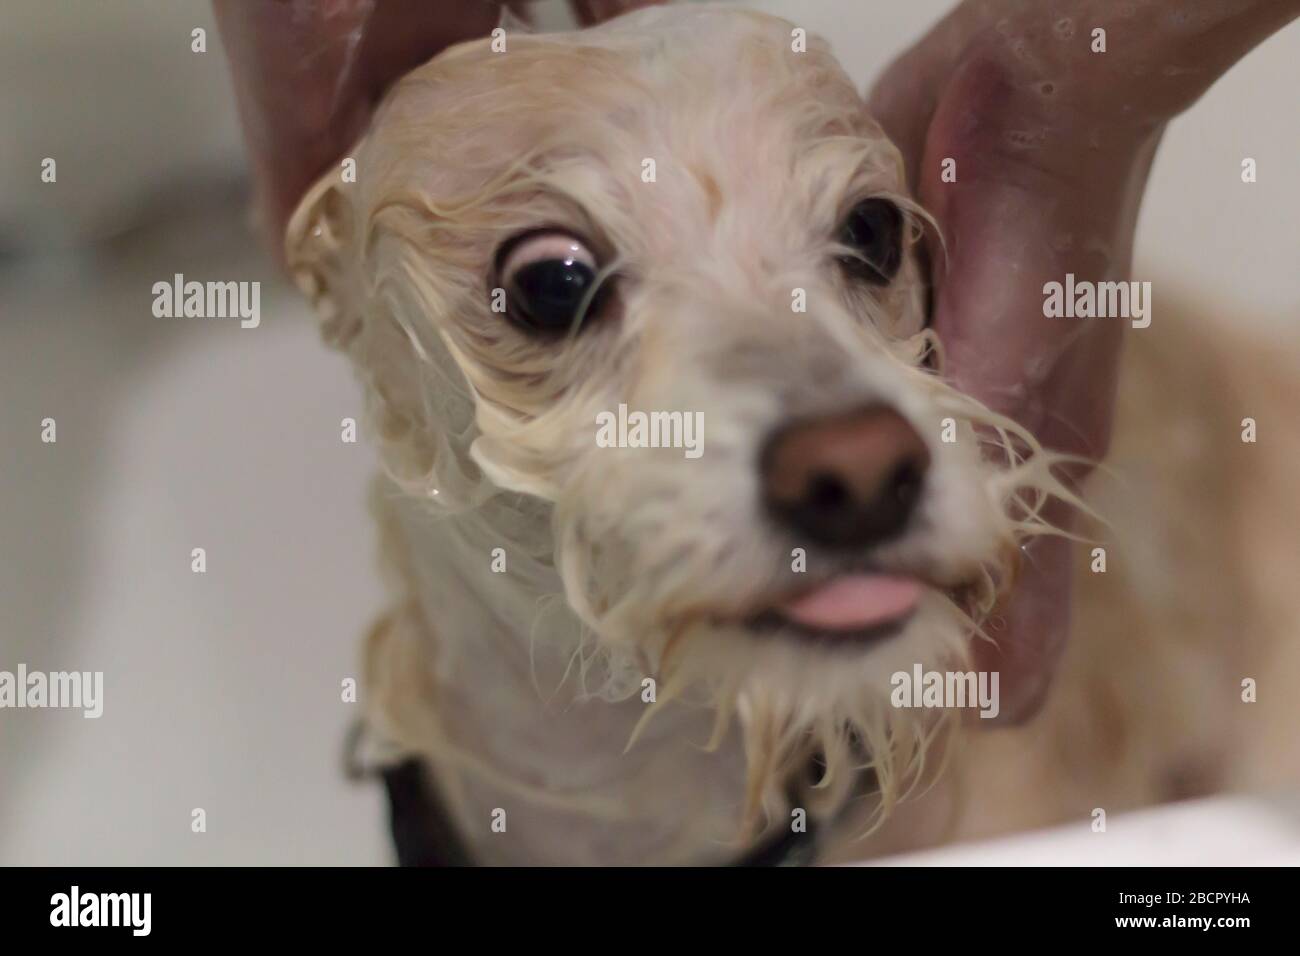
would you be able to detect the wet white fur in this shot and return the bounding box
[287,5,1070,864]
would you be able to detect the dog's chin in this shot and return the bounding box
[573,554,992,712]
[638,578,978,707]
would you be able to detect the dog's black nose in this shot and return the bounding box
[761,406,930,549]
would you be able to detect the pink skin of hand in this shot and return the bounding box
[868,0,1300,722]
[212,0,667,257]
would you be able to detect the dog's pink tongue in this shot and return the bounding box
[778,574,922,631]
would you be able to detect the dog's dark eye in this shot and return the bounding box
[837,198,903,285]
[497,231,604,334]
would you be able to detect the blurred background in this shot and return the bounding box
[1,0,1297,865]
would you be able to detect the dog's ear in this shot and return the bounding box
[285,171,362,349]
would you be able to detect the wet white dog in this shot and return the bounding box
[286,5,1297,865]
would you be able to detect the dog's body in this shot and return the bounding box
[837,315,1300,859]
[287,6,1300,865]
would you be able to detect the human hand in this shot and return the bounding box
[213,0,665,261]
[867,0,1300,722]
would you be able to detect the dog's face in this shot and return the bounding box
[290,7,1056,820]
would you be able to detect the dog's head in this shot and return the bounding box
[289,6,1065,829]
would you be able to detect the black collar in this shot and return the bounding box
[375,757,819,867]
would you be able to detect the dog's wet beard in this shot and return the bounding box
[552,376,1078,847]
